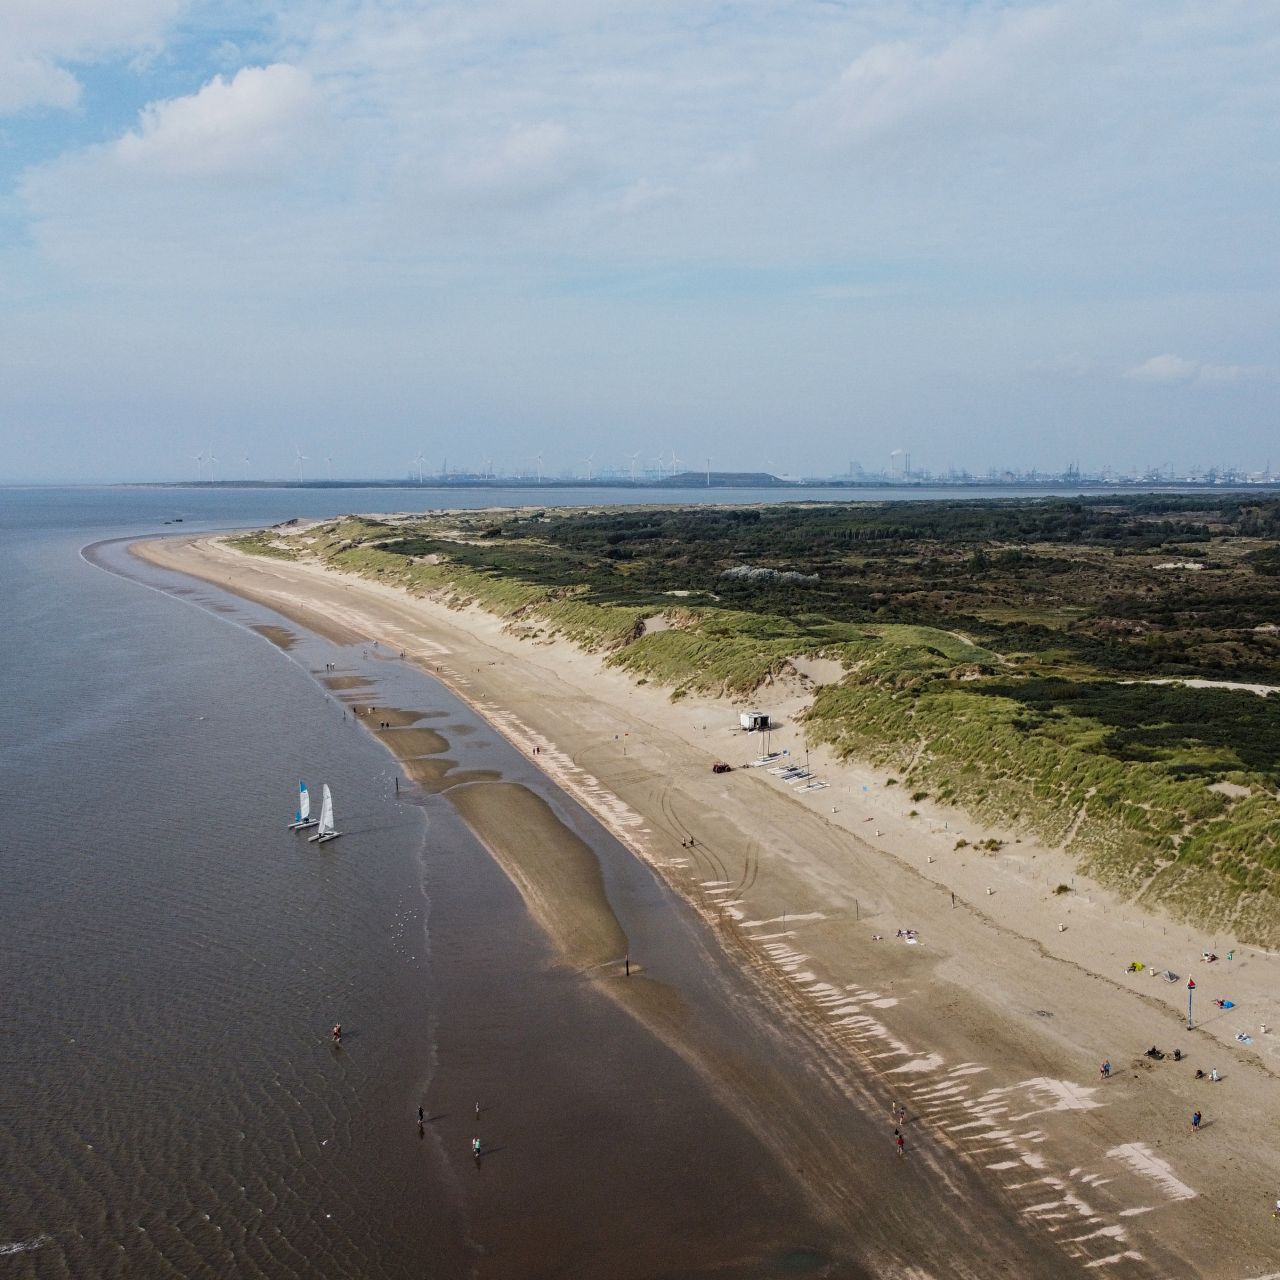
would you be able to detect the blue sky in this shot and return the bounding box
[1,0,1277,482]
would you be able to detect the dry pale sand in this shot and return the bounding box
[135,534,1280,1278]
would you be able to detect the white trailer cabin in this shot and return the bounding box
[739,711,770,732]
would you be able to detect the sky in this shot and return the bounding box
[1,0,1277,483]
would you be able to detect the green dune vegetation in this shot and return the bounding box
[233,497,1280,944]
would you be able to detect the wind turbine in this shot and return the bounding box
[326,455,334,482]
[193,451,206,482]
[705,457,712,487]
[583,452,595,481]
[669,450,682,478]
[413,451,426,484]
[628,451,640,483]
[652,452,665,480]
[295,447,306,483]
[207,449,217,483]
[535,453,544,484]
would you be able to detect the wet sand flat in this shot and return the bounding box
[251,622,298,650]
[377,725,449,757]
[451,781,628,972]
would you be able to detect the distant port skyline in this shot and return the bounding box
[166,453,1278,490]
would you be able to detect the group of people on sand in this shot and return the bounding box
[891,1101,907,1156]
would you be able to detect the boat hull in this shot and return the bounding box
[309,831,342,844]
[288,818,319,830]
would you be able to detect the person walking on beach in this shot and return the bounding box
[472,1137,482,1160]
[418,1106,424,1124]
[474,1101,481,1120]
[1192,1110,1202,1132]
[895,1130,905,1157]
[1100,1060,1111,1079]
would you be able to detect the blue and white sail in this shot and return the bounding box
[288,782,318,830]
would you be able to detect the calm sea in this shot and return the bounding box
[2,487,859,1279]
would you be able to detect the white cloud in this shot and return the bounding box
[0,0,182,113]
[0,56,80,113]
[618,179,677,216]
[451,121,579,200]
[795,4,1092,152]
[114,64,323,180]
[1126,354,1199,384]
[1125,355,1270,386]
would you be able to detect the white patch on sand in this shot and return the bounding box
[1105,1143,1196,1201]
[1068,1225,1126,1243]
[741,911,826,928]
[1083,1250,1144,1268]
[891,1053,945,1074]
[979,1078,1101,1120]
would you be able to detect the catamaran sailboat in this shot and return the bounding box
[307,784,342,844]
[288,782,318,830]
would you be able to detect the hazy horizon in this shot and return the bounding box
[3,2,1277,484]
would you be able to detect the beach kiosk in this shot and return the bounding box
[739,711,770,732]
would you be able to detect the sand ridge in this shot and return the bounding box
[132,532,1280,1278]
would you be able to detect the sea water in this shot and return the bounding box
[0,488,848,1278]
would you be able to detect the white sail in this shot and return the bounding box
[317,784,334,836]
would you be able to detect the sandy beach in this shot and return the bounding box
[136,532,1280,1278]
